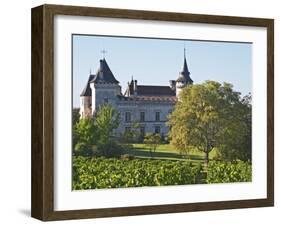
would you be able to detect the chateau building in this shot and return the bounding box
[80,51,193,137]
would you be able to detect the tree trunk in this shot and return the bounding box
[205,151,209,165]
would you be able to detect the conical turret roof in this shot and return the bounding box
[80,74,95,96]
[176,50,193,84]
[90,58,119,84]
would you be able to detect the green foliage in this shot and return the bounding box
[72,108,81,150]
[72,108,80,125]
[168,81,252,163]
[143,133,162,157]
[74,143,93,157]
[121,122,141,143]
[73,118,96,156]
[216,94,252,161]
[72,157,204,189]
[120,154,135,160]
[94,104,122,157]
[121,131,134,143]
[96,140,124,158]
[73,104,122,157]
[206,161,252,183]
[94,104,120,144]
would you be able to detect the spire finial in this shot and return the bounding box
[89,68,92,75]
[184,44,186,59]
[101,49,107,59]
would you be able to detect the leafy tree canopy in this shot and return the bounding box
[72,108,80,126]
[73,118,96,156]
[73,104,121,156]
[167,81,251,163]
[94,104,120,144]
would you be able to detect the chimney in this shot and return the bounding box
[134,80,138,95]
[169,80,176,91]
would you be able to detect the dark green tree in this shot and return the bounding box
[72,108,81,150]
[217,93,252,161]
[72,108,80,126]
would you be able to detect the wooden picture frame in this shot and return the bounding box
[31,4,274,221]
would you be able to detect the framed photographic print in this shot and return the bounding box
[31,4,274,221]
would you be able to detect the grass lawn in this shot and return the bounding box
[124,143,217,162]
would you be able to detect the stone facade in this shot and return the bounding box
[80,53,193,137]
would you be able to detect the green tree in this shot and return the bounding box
[73,118,96,156]
[94,104,120,144]
[72,108,81,149]
[72,108,80,126]
[144,133,161,158]
[121,122,141,144]
[168,81,251,164]
[217,93,252,161]
[93,104,122,157]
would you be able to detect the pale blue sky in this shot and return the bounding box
[72,35,252,108]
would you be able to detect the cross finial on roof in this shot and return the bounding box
[101,49,107,59]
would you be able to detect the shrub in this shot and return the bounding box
[96,140,124,157]
[74,142,93,157]
[206,161,252,183]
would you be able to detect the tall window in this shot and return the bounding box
[155,126,160,134]
[140,127,145,138]
[140,112,145,122]
[125,112,131,122]
[155,112,160,121]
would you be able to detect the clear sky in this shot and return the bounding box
[72,35,252,108]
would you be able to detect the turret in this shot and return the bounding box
[89,58,121,114]
[80,74,95,119]
[176,48,193,96]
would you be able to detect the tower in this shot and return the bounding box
[176,48,193,96]
[89,58,121,115]
[80,74,95,118]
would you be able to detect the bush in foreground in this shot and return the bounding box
[206,161,252,183]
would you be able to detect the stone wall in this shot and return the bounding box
[90,83,121,114]
[79,96,92,119]
[115,100,175,137]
